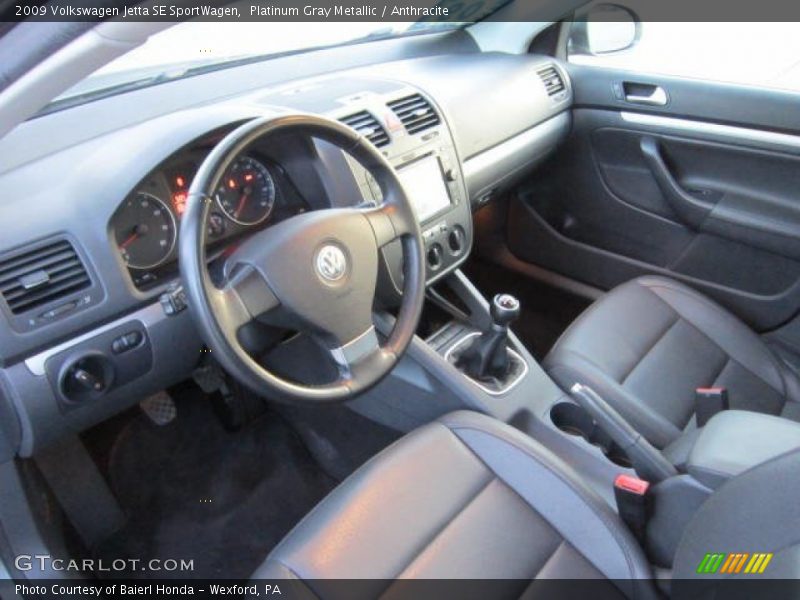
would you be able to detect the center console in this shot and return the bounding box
[335,87,472,297]
[353,268,642,509]
[330,88,666,492]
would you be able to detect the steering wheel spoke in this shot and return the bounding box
[320,326,394,387]
[364,203,415,247]
[212,266,280,335]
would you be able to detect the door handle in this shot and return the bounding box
[624,84,668,106]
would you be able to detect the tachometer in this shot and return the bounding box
[113,192,177,270]
[215,156,276,226]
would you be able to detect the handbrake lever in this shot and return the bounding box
[570,383,677,483]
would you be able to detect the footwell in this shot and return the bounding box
[94,388,336,579]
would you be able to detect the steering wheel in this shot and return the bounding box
[179,114,425,402]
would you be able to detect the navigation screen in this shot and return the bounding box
[397,155,451,222]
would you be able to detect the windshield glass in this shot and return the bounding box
[51,21,460,107]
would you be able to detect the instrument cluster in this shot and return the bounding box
[110,151,307,289]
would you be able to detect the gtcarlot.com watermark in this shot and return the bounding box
[14,554,194,573]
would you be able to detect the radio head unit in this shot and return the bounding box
[396,154,451,222]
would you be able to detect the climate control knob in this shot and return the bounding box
[448,226,465,255]
[427,243,444,270]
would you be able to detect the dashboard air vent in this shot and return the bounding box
[537,66,566,97]
[387,94,440,135]
[0,239,91,315]
[339,111,390,148]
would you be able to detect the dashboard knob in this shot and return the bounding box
[427,243,444,270]
[59,353,114,403]
[447,226,465,255]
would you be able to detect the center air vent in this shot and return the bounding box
[0,239,91,315]
[339,111,390,148]
[387,94,440,135]
[537,65,566,97]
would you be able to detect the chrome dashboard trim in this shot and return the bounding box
[620,111,800,150]
[24,302,165,376]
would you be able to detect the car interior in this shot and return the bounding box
[1,3,800,598]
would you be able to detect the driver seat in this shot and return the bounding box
[252,411,800,597]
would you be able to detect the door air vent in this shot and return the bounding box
[339,111,390,148]
[387,94,440,135]
[537,65,566,97]
[0,239,91,315]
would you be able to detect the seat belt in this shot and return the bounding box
[614,473,650,543]
[34,435,125,551]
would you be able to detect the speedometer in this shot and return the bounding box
[113,192,177,270]
[215,156,276,226]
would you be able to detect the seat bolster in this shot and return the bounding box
[437,411,654,589]
[673,448,800,585]
[546,355,681,448]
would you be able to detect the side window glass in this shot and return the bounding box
[568,4,800,93]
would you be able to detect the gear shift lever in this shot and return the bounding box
[457,293,520,382]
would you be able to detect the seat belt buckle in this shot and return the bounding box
[695,387,729,427]
[614,474,650,542]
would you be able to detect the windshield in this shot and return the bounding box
[50,21,461,108]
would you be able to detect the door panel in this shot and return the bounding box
[507,66,800,331]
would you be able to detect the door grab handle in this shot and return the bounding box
[639,136,714,228]
[626,86,668,106]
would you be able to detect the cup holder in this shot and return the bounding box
[550,402,632,468]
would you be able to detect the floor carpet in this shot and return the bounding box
[94,388,337,579]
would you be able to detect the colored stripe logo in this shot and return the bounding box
[697,552,773,574]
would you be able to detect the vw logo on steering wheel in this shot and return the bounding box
[315,244,348,282]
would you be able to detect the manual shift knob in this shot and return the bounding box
[491,294,520,328]
[455,292,521,383]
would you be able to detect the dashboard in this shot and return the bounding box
[0,42,572,458]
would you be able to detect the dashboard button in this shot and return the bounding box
[124,331,143,348]
[112,330,143,354]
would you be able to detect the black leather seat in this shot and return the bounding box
[253,411,800,596]
[545,276,800,450]
[255,411,654,597]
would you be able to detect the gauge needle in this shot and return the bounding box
[119,224,148,249]
[119,232,139,249]
[234,191,250,219]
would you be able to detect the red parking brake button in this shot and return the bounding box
[614,474,650,496]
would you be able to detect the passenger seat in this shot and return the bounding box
[544,276,800,450]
